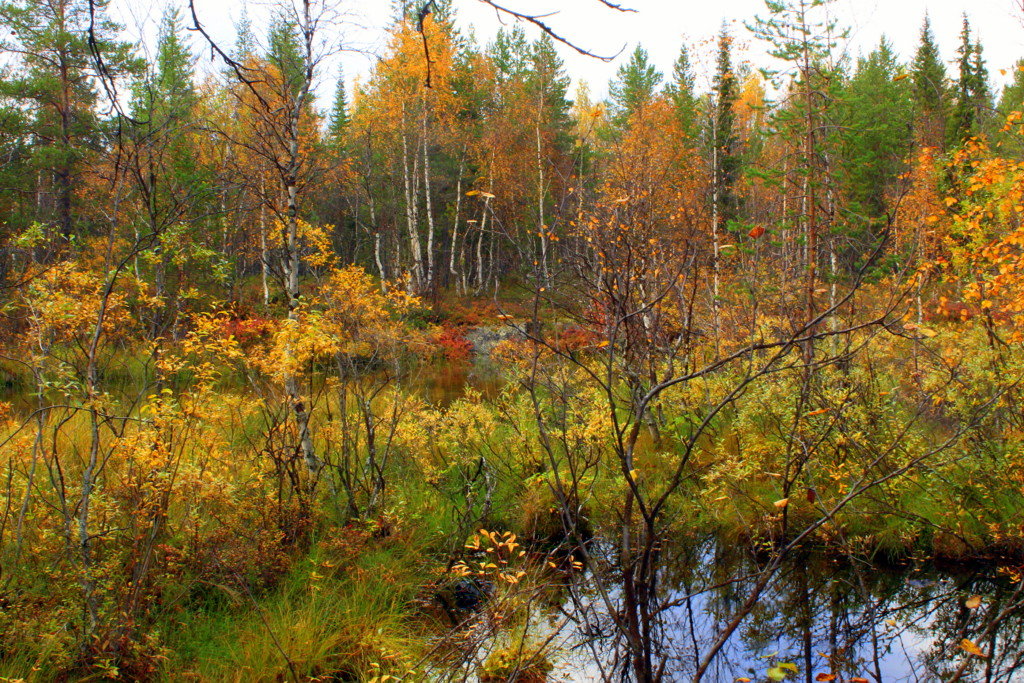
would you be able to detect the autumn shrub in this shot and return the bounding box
[220,314,276,346]
[432,323,473,361]
[550,324,600,352]
[513,471,597,547]
[479,641,553,683]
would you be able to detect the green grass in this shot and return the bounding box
[161,531,440,682]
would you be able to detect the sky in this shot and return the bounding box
[110,0,1024,108]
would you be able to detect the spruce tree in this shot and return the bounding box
[530,35,572,141]
[996,59,1024,155]
[839,39,914,231]
[948,16,977,146]
[971,39,994,135]
[328,67,350,151]
[748,0,844,329]
[711,27,741,229]
[665,43,699,140]
[998,59,1024,118]
[234,11,257,61]
[910,15,948,149]
[153,8,196,122]
[268,13,306,99]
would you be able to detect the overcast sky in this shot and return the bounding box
[111,0,1024,108]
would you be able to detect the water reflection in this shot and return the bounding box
[406,357,504,406]
[537,539,1024,681]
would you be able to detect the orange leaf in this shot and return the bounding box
[960,638,987,657]
[774,498,790,509]
[851,678,869,683]
[749,225,766,238]
[966,595,982,609]
[815,675,836,682]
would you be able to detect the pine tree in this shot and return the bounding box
[665,43,699,140]
[910,15,948,149]
[608,45,662,126]
[0,0,138,239]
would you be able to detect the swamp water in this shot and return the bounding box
[404,363,1024,681]
[432,538,1024,681]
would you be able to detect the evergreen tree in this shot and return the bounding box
[748,0,845,325]
[528,34,573,285]
[949,16,977,146]
[128,6,206,336]
[328,67,350,150]
[971,39,994,134]
[711,27,741,229]
[152,8,196,121]
[0,82,31,240]
[665,43,699,140]
[996,59,1024,156]
[910,15,948,149]
[490,26,530,84]
[391,0,454,24]
[234,11,257,61]
[130,7,196,145]
[391,0,414,23]
[608,45,662,126]
[268,13,306,98]
[530,35,572,141]
[0,0,137,239]
[838,39,914,231]
[998,59,1024,118]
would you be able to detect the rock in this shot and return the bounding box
[465,323,526,355]
[452,578,491,610]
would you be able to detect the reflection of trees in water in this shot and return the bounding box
[552,538,1024,681]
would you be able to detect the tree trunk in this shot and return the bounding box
[401,107,423,291]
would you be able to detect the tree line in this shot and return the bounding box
[2,0,1021,324]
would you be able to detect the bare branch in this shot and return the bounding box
[475,0,634,61]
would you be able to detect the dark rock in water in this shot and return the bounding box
[435,577,494,624]
[452,578,490,609]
